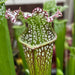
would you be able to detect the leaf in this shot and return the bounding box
[57,5,68,12]
[43,0,68,15]
[56,57,60,68]
[13,25,29,75]
[73,0,75,47]
[43,0,56,13]
[0,3,16,75]
[0,0,6,4]
[72,24,75,47]
[66,47,75,75]
[54,20,67,71]
[57,69,63,75]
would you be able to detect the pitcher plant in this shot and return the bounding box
[5,7,62,75]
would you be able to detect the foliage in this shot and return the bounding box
[72,0,75,47]
[43,0,68,14]
[54,20,67,71]
[65,40,75,75]
[72,24,75,47]
[43,0,56,14]
[0,0,7,4]
[18,8,56,75]
[57,69,63,75]
[0,2,16,75]
[5,7,62,75]
[43,1,67,74]
[13,25,29,75]
[65,1,75,75]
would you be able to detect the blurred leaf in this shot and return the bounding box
[43,0,68,14]
[54,20,67,71]
[0,0,6,4]
[43,0,56,13]
[66,47,75,75]
[72,24,75,47]
[57,5,68,12]
[72,0,75,47]
[64,41,69,50]
[57,69,63,75]
[13,25,29,75]
[56,57,60,68]
[0,3,16,75]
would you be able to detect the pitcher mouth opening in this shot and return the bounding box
[18,31,57,50]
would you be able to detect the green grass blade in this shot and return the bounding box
[54,20,67,71]
[0,3,16,75]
